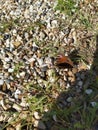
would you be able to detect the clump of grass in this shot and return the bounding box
[55,0,79,15]
[79,14,92,28]
[0,18,20,33]
[14,62,24,74]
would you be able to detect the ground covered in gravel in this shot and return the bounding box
[0,0,98,130]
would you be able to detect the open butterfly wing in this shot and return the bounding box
[56,54,74,68]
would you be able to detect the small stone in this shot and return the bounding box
[34,120,46,130]
[45,57,54,66]
[20,98,28,107]
[39,31,45,40]
[41,64,48,71]
[24,9,30,18]
[5,57,10,62]
[51,20,58,28]
[34,111,40,120]
[72,67,78,74]
[37,58,44,66]
[77,81,83,87]
[67,70,73,76]
[0,100,8,110]
[13,41,21,47]
[49,77,55,83]
[66,83,70,88]
[53,114,57,122]
[0,79,4,85]
[64,75,67,81]
[68,76,75,82]
[20,72,25,77]
[14,89,21,99]
[13,103,22,111]
[24,32,29,40]
[0,115,5,122]
[28,57,35,63]
[8,68,14,73]
[12,29,17,35]
[85,89,93,95]
[87,64,92,69]
[90,102,97,107]
[16,74,20,78]
[80,73,85,80]
[2,82,7,91]
[66,97,72,102]
[32,43,39,51]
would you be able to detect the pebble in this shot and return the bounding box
[66,83,70,88]
[0,100,8,110]
[53,114,57,122]
[85,89,93,95]
[8,68,14,73]
[13,103,22,112]
[4,57,10,62]
[51,20,58,28]
[77,80,83,87]
[13,41,22,48]
[90,102,97,107]
[80,73,85,80]
[20,72,25,77]
[14,89,21,99]
[68,70,73,76]
[41,64,48,71]
[0,79,4,85]
[32,43,39,51]
[34,120,46,130]
[34,111,40,120]
[66,97,72,102]
[20,98,28,107]
[37,58,44,66]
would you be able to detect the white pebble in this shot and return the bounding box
[8,68,14,73]
[13,103,22,111]
[14,89,21,99]
[24,9,30,19]
[51,20,58,28]
[37,58,44,66]
[12,29,17,35]
[28,57,35,63]
[0,79,4,85]
[66,83,70,88]
[34,111,40,119]
[20,72,25,77]
[90,102,97,107]
[85,89,93,95]
[34,120,46,130]
[5,57,10,62]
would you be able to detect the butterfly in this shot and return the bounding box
[55,54,74,68]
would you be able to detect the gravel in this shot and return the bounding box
[0,0,98,129]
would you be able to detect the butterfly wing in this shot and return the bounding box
[56,54,74,67]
